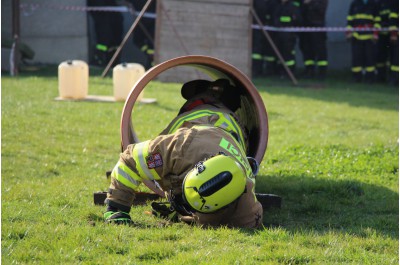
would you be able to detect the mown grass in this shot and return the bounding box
[2,66,398,264]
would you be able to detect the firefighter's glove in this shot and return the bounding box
[104,211,133,225]
[150,202,178,222]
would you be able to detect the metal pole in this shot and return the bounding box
[250,8,298,86]
[11,0,20,76]
[101,0,153,77]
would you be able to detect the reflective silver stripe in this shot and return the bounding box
[118,167,140,187]
[136,143,155,180]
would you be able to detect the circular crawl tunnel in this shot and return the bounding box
[120,55,269,195]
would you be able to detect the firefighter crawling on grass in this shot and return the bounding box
[104,79,263,228]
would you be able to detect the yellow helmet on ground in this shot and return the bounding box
[182,154,247,213]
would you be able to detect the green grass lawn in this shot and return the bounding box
[2,67,398,264]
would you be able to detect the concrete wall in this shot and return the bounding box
[1,0,88,64]
[155,0,252,82]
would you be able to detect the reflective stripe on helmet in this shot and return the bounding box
[131,141,161,181]
[168,110,246,150]
[112,161,141,190]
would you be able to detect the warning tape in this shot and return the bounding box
[20,3,397,33]
[252,24,395,32]
[19,3,156,19]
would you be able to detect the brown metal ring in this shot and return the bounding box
[121,55,268,163]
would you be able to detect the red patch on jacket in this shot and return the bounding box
[146,153,163,169]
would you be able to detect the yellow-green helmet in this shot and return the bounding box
[182,154,246,213]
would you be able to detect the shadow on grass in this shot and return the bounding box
[255,174,399,239]
[252,72,399,111]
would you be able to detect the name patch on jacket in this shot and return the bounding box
[146,153,163,169]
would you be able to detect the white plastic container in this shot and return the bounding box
[58,60,88,99]
[113,63,145,101]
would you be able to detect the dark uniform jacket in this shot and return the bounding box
[347,0,381,40]
[273,0,303,28]
[302,0,329,26]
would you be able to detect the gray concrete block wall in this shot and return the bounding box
[155,0,252,82]
[1,0,88,64]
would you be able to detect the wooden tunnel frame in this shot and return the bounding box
[120,55,269,195]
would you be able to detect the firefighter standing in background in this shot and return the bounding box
[388,0,399,86]
[273,0,303,77]
[299,0,329,79]
[252,0,268,77]
[103,79,263,228]
[375,0,392,83]
[346,0,380,83]
[88,0,123,66]
[263,0,280,76]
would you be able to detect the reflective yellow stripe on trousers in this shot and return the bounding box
[131,140,161,181]
[112,161,142,190]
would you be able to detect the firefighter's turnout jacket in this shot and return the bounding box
[107,99,263,228]
[299,0,329,76]
[347,0,380,81]
[347,0,380,41]
[375,0,394,80]
[272,0,303,69]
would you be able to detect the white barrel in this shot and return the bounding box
[58,60,88,99]
[113,63,145,101]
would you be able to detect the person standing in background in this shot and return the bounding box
[263,0,280,76]
[88,0,123,66]
[346,0,380,83]
[273,0,303,77]
[388,0,399,86]
[252,0,268,77]
[374,0,393,83]
[299,0,329,80]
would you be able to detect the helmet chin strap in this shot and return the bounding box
[166,190,193,216]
